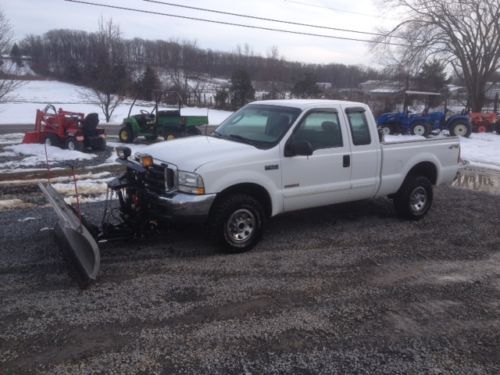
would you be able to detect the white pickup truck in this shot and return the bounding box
[116,99,460,252]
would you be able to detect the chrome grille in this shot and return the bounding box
[143,163,176,193]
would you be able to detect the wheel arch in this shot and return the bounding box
[406,161,438,185]
[211,183,272,219]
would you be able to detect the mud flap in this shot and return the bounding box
[38,182,101,284]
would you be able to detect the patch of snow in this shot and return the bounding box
[0,151,17,157]
[17,217,39,222]
[63,193,110,205]
[51,177,114,196]
[0,171,112,187]
[460,133,500,170]
[0,143,96,170]
[0,199,33,211]
[384,134,426,142]
[0,133,24,145]
[39,227,53,232]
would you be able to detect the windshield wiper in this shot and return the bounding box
[211,130,223,137]
[227,134,253,144]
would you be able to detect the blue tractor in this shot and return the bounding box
[376,91,471,137]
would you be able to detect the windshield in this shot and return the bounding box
[214,104,301,148]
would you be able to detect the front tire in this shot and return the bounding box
[449,121,472,138]
[119,125,134,143]
[208,194,265,253]
[411,122,430,137]
[44,133,61,148]
[65,136,84,151]
[393,175,433,220]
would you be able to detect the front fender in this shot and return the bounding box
[123,117,141,134]
[205,170,282,216]
[446,114,470,128]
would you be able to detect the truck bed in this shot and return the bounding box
[377,135,460,197]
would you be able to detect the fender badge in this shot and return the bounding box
[265,164,279,171]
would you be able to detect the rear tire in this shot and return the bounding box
[393,175,433,220]
[186,126,202,136]
[44,133,61,148]
[449,121,472,138]
[92,137,107,151]
[207,194,265,253]
[119,125,134,143]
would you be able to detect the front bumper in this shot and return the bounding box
[148,191,216,222]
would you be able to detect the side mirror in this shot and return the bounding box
[285,140,313,157]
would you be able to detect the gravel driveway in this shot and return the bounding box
[1,184,500,374]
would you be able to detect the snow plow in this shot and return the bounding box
[23,105,107,151]
[38,147,164,287]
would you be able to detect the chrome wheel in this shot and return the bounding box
[225,208,256,244]
[409,186,428,215]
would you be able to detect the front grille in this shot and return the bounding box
[143,163,176,193]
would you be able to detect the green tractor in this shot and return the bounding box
[118,91,208,143]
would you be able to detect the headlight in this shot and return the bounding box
[177,171,205,195]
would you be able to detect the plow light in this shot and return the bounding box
[116,146,131,160]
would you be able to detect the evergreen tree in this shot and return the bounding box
[135,66,160,101]
[10,43,22,67]
[229,69,255,109]
[291,72,320,98]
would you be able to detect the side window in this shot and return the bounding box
[346,110,371,146]
[293,111,343,151]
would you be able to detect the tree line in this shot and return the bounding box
[16,24,382,108]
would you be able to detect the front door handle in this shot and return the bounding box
[343,154,350,168]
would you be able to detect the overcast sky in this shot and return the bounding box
[1,0,397,67]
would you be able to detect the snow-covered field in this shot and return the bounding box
[0,80,232,125]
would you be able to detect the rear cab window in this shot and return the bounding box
[345,107,371,146]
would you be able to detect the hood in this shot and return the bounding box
[136,136,258,171]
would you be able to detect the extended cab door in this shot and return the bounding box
[281,109,352,212]
[343,106,381,200]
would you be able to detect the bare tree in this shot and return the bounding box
[373,0,500,112]
[84,18,128,122]
[0,8,22,103]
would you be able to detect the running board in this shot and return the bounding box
[38,182,101,284]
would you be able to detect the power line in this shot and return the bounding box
[143,0,395,39]
[284,0,378,18]
[64,0,406,46]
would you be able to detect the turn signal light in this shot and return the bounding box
[141,155,154,168]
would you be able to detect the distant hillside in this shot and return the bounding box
[19,29,382,90]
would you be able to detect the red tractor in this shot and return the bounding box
[22,105,107,151]
[469,112,500,133]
